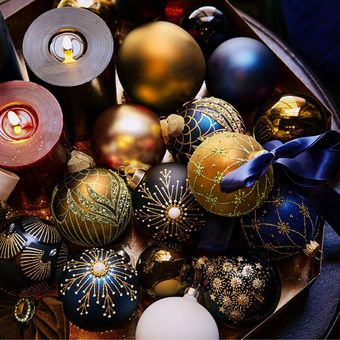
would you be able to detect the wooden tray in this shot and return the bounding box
[2,0,338,338]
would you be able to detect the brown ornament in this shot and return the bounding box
[117,21,206,111]
[188,132,274,217]
[136,240,192,299]
[92,104,166,170]
[253,94,329,144]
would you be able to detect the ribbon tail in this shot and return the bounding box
[197,213,235,254]
[299,184,340,236]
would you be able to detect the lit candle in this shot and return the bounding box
[0,81,70,213]
[22,7,115,143]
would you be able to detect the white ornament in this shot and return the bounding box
[135,288,219,340]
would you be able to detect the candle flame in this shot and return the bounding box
[76,0,95,7]
[62,36,73,51]
[7,111,21,126]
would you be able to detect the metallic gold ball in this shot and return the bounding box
[51,168,132,247]
[188,132,274,217]
[253,94,329,144]
[92,104,166,170]
[136,240,192,299]
[117,21,206,111]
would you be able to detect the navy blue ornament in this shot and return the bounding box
[0,216,68,296]
[240,183,321,259]
[206,37,278,110]
[198,253,280,328]
[132,163,206,242]
[181,6,230,57]
[60,248,140,332]
[167,97,245,164]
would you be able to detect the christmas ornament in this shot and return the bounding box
[135,287,219,340]
[132,163,206,241]
[206,37,278,109]
[116,0,167,24]
[51,168,132,247]
[117,21,205,111]
[188,132,274,217]
[92,104,166,170]
[253,94,329,144]
[165,97,246,164]
[240,182,321,258]
[181,6,230,57]
[0,293,69,339]
[198,254,280,327]
[60,248,140,332]
[0,216,68,296]
[136,240,192,298]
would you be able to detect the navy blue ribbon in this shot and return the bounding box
[220,131,340,235]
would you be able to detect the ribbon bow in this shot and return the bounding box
[220,131,340,235]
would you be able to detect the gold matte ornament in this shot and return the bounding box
[117,21,206,111]
[253,94,329,144]
[188,132,274,217]
[92,104,166,170]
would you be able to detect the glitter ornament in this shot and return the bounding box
[51,168,132,247]
[135,287,219,340]
[136,240,192,298]
[60,248,140,332]
[167,97,246,164]
[188,132,274,217]
[240,182,321,259]
[0,216,68,296]
[132,163,206,241]
[198,254,280,327]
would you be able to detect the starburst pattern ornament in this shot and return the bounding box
[240,182,321,259]
[0,216,68,296]
[59,248,140,332]
[199,254,280,327]
[132,163,206,242]
[51,168,132,247]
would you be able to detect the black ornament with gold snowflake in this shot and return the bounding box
[240,182,321,259]
[0,216,68,296]
[198,254,280,327]
[132,163,206,242]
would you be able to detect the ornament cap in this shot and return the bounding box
[160,114,185,143]
[120,164,150,190]
[303,240,322,258]
[67,150,95,173]
[184,287,200,300]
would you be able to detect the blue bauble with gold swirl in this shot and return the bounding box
[0,216,68,296]
[59,248,140,332]
[240,182,321,259]
[167,97,245,164]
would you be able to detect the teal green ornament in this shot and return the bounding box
[51,168,132,247]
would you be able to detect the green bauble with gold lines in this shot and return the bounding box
[51,168,132,247]
[188,132,274,217]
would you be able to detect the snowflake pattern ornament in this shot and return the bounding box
[240,182,321,259]
[59,248,140,332]
[132,163,206,242]
[198,254,280,327]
